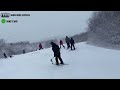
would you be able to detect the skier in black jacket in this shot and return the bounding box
[51,42,64,65]
[70,37,75,50]
[65,36,70,49]
[3,53,7,58]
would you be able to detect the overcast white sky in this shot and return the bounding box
[0,11,93,43]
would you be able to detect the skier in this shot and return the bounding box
[51,42,64,65]
[23,49,26,54]
[59,40,65,49]
[39,43,43,50]
[65,36,70,49]
[70,37,75,50]
[10,55,13,58]
[3,53,7,58]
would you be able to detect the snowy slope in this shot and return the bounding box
[0,42,120,79]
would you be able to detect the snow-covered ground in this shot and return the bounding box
[0,42,120,79]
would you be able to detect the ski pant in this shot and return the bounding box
[39,47,43,50]
[71,44,75,50]
[66,42,70,49]
[55,54,63,64]
[60,44,65,49]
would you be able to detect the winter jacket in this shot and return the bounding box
[70,38,75,44]
[51,42,60,57]
[39,43,42,48]
[60,40,63,45]
[65,37,70,43]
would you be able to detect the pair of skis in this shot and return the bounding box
[51,59,68,66]
[52,63,69,66]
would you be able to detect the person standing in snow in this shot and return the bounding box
[70,37,75,50]
[59,40,65,49]
[51,42,64,65]
[23,49,26,54]
[10,55,13,58]
[3,53,7,58]
[65,36,70,49]
[39,43,43,50]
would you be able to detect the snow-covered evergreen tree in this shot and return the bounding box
[87,11,120,49]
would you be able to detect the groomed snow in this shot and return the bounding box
[0,42,120,79]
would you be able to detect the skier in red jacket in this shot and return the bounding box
[59,40,65,49]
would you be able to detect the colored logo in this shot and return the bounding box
[1,19,6,24]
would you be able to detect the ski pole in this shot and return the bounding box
[50,51,59,64]
[50,56,54,64]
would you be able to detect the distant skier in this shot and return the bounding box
[70,37,75,50]
[65,36,70,49]
[3,53,7,58]
[59,40,65,49]
[39,43,43,50]
[23,49,25,54]
[10,55,13,58]
[51,42,64,65]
